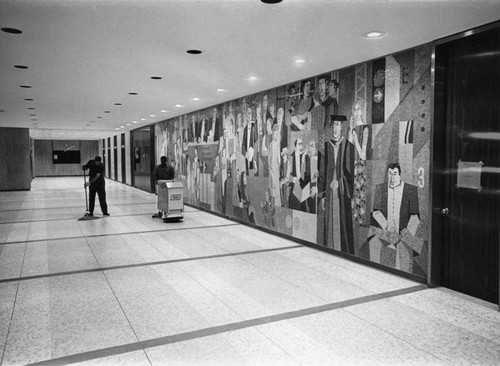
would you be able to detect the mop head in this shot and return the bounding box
[78,212,101,221]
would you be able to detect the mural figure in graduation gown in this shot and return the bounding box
[318,115,355,254]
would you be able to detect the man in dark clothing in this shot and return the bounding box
[82,156,109,217]
[153,156,175,218]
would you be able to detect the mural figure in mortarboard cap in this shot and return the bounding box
[317,114,355,254]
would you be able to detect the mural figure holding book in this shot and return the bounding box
[368,163,423,272]
[288,138,311,212]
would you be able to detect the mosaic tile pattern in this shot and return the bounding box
[155,45,433,277]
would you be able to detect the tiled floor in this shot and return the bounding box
[0,177,499,366]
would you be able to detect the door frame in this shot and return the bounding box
[429,21,500,310]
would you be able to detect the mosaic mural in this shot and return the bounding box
[154,44,432,278]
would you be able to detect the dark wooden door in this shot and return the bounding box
[121,133,126,184]
[433,25,499,304]
[113,135,118,180]
[107,137,111,178]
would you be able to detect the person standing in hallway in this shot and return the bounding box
[82,156,109,217]
[153,155,175,218]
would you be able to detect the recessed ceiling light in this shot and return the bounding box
[14,65,28,69]
[150,76,162,80]
[187,49,202,54]
[133,121,138,123]
[247,76,259,81]
[192,97,200,101]
[120,126,125,128]
[31,119,37,121]
[20,85,31,88]
[175,104,184,108]
[25,98,34,101]
[104,111,111,113]
[161,110,168,113]
[97,116,102,119]
[150,114,156,117]
[261,0,283,3]
[141,118,146,121]
[294,58,308,65]
[115,128,119,130]
[126,123,131,126]
[1,27,22,34]
[217,88,227,92]
[128,92,138,95]
[364,31,386,39]
[27,107,35,110]
[114,103,122,106]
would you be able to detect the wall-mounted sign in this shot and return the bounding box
[456,160,483,190]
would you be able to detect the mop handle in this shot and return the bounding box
[83,169,89,212]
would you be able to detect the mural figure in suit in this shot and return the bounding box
[290,79,313,131]
[209,107,221,143]
[323,79,340,127]
[199,112,208,143]
[318,115,355,254]
[368,163,422,272]
[190,114,198,143]
[288,138,313,212]
[242,106,258,175]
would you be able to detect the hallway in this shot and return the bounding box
[0,178,499,366]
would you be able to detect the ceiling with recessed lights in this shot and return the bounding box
[1,0,499,140]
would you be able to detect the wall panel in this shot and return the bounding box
[0,127,31,190]
[34,140,99,176]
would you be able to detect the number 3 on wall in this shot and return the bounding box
[417,167,425,188]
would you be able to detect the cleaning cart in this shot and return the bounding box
[157,180,184,220]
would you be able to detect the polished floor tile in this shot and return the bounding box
[0,209,33,224]
[0,222,31,243]
[28,219,83,241]
[147,230,229,258]
[86,234,166,267]
[0,243,26,280]
[72,350,152,366]
[21,238,100,277]
[48,273,138,359]
[0,281,19,361]
[345,296,500,365]
[2,278,52,365]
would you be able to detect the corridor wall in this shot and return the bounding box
[34,139,99,177]
[0,127,31,190]
[154,44,432,279]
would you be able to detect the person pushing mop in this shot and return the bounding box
[81,156,109,217]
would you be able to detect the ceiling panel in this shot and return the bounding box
[1,0,499,140]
